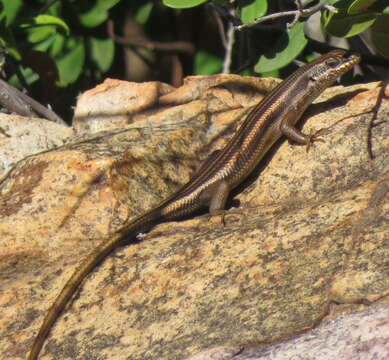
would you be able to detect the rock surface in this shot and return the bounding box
[185,304,389,360]
[0,75,388,360]
[0,114,73,174]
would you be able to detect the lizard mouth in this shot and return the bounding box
[342,52,361,69]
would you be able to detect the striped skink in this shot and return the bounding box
[28,50,360,359]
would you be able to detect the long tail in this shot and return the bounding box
[28,211,160,360]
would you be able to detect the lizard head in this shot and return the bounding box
[308,50,361,84]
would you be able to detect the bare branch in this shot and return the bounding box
[223,20,235,73]
[0,79,66,126]
[235,1,337,31]
[213,9,228,49]
[107,20,194,55]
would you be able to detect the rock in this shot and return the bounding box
[184,304,389,360]
[0,114,73,175]
[73,78,174,135]
[0,76,387,360]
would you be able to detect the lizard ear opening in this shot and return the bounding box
[310,56,342,82]
[309,73,320,81]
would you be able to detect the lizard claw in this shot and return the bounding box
[207,210,227,226]
[306,128,330,152]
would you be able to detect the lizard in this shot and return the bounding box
[28,50,360,359]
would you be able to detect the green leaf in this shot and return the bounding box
[0,36,20,60]
[348,0,377,14]
[1,0,22,26]
[9,66,39,87]
[24,14,69,43]
[162,0,208,9]
[261,69,279,78]
[90,37,114,72]
[194,50,222,75]
[240,0,268,25]
[27,26,56,43]
[254,22,307,73]
[371,14,389,58]
[56,37,85,86]
[240,68,255,77]
[323,6,377,37]
[135,2,154,24]
[50,33,65,57]
[79,0,120,28]
[0,32,20,60]
[32,33,57,51]
[34,14,70,35]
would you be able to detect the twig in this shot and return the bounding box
[207,3,242,27]
[213,9,228,49]
[0,79,66,125]
[235,0,337,31]
[0,79,35,117]
[223,10,236,74]
[107,20,194,55]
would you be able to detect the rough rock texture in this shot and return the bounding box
[185,304,389,360]
[0,114,73,174]
[0,75,388,360]
[73,78,175,134]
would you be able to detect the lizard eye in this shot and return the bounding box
[325,57,341,68]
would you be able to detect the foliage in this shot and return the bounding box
[0,0,388,121]
[323,0,389,57]
[163,0,389,74]
[0,0,117,88]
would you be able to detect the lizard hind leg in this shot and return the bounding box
[205,180,231,225]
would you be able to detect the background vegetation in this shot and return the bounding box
[0,0,388,123]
